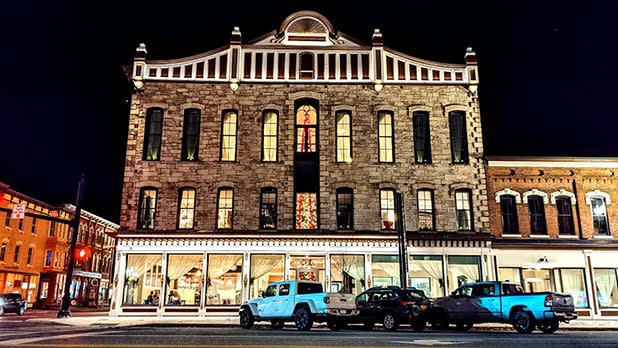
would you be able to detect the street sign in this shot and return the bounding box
[11,204,26,219]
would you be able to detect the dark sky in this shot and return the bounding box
[1,1,617,223]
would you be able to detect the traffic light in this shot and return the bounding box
[75,246,91,261]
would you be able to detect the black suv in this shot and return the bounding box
[0,293,27,316]
[350,286,430,331]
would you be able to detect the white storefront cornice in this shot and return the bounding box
[115,233,398,240]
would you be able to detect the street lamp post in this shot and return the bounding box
[57,174,85,318]
[395,192,409,288]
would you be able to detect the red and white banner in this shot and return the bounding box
[10,204,26,219]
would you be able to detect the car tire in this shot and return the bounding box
[456,322,473,331]
[327,318,347,331]
[511,310,535,334]
[17,307,25,316]
[271,320,285,329]
[431,310,449,330]
[239,308,254,329]
[294,307,313,331]
[538,320,559,334]
[363,321,375,330]
[382,312,399,331]
[411,320,426,332]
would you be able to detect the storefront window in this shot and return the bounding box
[290,256,325,289]
[371,255,400,287]
[554,268,588,308]
[409,255,444,297]
[330,255,365,295]
[122,254,162,305]
[498,267,522,285]
[447,255,480,292]
[594,268,618,308]
[249,254,284,300]
[522,269,552,293]
[166,254,203,306]
[206,254,243,305]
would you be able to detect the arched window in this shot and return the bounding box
[181,109,201,161]
[455,189,473,231]
[143,107,164,161]
[448,111,468,164]
[336,188,353,230]
[137,187,158,229]
[417,189,435,231]
[378,111,394,162]
[555,196,575,235]
[413,111,431,164]
[499,195,519,235]
[299,53,314,80]
[296,104,317,153]
[335,111,352,162]
[259,187,277,230]
[586,191,610,236]
[380,188,396,230]
[262,110,278,162]
[177,187,196,229]
[527,195,547,235]
[216,187,234,229]
[220,110,238,161]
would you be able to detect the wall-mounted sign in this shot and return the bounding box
[11,204,25,219]
[73,270,102,279]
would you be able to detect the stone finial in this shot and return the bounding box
[372,28,383,46]
[231,26,242,44]
[135,43,147,60]
[465,47,477,64]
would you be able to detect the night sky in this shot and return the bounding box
[1,1,617,223]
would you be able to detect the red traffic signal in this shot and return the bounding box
[75,246,91,261]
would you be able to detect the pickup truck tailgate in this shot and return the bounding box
[551,293,574,312]
[325,293,359,316]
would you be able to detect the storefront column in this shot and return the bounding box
[442,255,449,293]
[324,254,331,292]
[242,252,250,303]
[109,252,126,316]
[157,253,167,317]
[199,252,208,317]
[365,254,372,288]
[284,253,291,280]
[584,250,599,319]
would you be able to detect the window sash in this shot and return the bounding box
[221,111,237,161]
[262,111,278,161]
[500,195,519,234]
[556,197,575,235]
[417,190,434,230]
[591,197,610,235]
[336,189,354,230]
[144,108,163,161]
[455,191,472,231]
[378,112,394,162]
[178,188,196,229]
[260,189,277,230]
[413,112,431,164]
[181,109,201,161]
[138,188,157,229]
[528,196,547,234]
[217,189,234,229]
[448,111,468,164]
[380,189,396,230]
[336,112,352,162]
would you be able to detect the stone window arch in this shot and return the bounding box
[550,189,577,205]
[522,189,549,204]
[585,190,611,206]
[494,188,521,203]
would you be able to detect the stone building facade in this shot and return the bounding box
[111,11,491,317]
[486,157,618,320]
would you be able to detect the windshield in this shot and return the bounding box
[402,290,427,301]
[297,282,323,294]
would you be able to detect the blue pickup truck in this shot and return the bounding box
[430,281,577,334]
[239,280,358,331]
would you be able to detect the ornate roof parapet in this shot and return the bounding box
[465,47,479,93]
[132,43,147,90]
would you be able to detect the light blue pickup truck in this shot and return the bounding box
[430,281,577,333]
[239,280,358,331]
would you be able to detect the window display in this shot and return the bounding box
[371,255,400,287]
[289,256,325,288]
[166,254,203,306]
[447,255,480,292]
[409,255,444,297]
[554,268,588,308]
[594,268,618,308]
[122,254,162,305]
[330,254,365,295]
[249,254,284,299]
[206,254,243,305]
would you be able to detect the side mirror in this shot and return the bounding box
[260,291,265,298]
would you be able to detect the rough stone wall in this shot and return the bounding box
[120,82,488,234]
[486,165,618,239]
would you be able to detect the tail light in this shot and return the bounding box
[324,296,330,304]
[544,295,553,307]
[400,301,410,306]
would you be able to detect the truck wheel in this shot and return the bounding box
[538,320,559,334]
[382,312,399,331]
[239,308,254,329]
[294,307,313,331]
[511,310,535,334]
[412,320,426,332]
[363,321,375,330]
[327,318,347,331]
[17,307,25,316]
[271,320,285,329]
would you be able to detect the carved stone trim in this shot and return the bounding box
[550,189,577,205]
[522,189,549,204]
[494,188,521,203]
[585,190,611,206]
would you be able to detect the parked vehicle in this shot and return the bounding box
[239,280,358,331]
[429,281,577,334]
[345,286,430,331]
[0,293,27,316]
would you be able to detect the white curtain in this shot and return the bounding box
[332,255,365,281]
[251,255,283,280]
[208,254,242,279]
[167,255,202,281]
[453,265,480,283]
[595,269,616,306]
[376,262,400,280]
[415,260,443,281]
[127,254,160,278]
[560,269,586,306]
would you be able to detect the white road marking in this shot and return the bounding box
[391,339,469,346]
[0,332,106,345]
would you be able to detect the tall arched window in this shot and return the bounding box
[455,189,473,231]
[262,110,278,161]
[378,111,394,162]
[555,196,575,235]
[413,111,431,164]
[181,109,201,161]
[380,188,396,230]
[335,111,352,162]
[528,195,547,235]
[296,104,317,153]
[143,108,164,161]
[177,187,196,229]
[220,110,238,161]
[417,189,435,231]
[260,187,277,230]
[137,187,158,229]
[216,187,234,229]
[448,111,468,164]
[336,188,354,230]
[500,195,519,235]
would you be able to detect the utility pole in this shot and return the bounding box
[57,174,85,318]
[395,192,409,288]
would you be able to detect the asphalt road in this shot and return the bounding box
[1,321,618,348]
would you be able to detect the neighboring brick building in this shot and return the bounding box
[111,11,490,317]
[486,157,618,320]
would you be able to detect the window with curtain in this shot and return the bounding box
[220,110,237,161]
[554,268,588,308]
[336,188,353,230]
[259,187,277,230]
[556,196,575,235]
[143,108,163,161]
[138,188,157,230]
[455,189,473,231]
[522,268,552,292]
[330,254,365,295]
[409,255,444,297]
[296,193,317,229]
[123,254,162,305]
[177,187,196,229]
[594,268,618,308]
[413,111,431,164]
[217,188,234,229]
[290,255,326,288]
[498,267,522,285]
[372,255,400,287]
[447,255,480,292]
[181,109,200,161]
[336,110,352,163]
[166,254,203,306]
[448,110,468,164]
[206,254,243,305]
[417,189,435,231]
[249,254,284,299]
[380,188,396,230]
[378,111,394,162]
[262,110,278,162]
[528,195,547,234]
[590,197,610,235]
[500,195,519,234]
[296,104,317,153]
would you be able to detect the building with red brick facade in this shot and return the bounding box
[486,157,618,320]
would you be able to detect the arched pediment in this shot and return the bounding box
[494,188,521,203]
[522,189,549,204]
[550,189,576,205]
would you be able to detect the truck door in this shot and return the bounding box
[258,284,278,317]
[275,283,291,316]
[447,285,474,320]
[470,284,501,321]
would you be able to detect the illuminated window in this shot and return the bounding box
[378,111,394,162]
[413,111,431,164]
[260,187,277,230]
[380,189,396,230]
[528,195,547,234]
[177,188,196,229]
[455,189,473,231]
[556,197,575,235]
[590,197,610,235]
[500,195,519,234]
[217,188,234,229]
[296,193,317,229]
[417,189,435,231]
[336,111,352,162]
[181,109,200,161]
[336,188,353,230]
[49,221,55,237]
[143,108,163,161]
[27,247,33,265]
[220,110,238,161]
[0,243,6,261]
[31,217,37,234]
[296,105,317,153]
[262,110,278,161]
[138,187,158,229]
[14,245,20,263]
[4,213,9,227]
[449,111,468,164]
